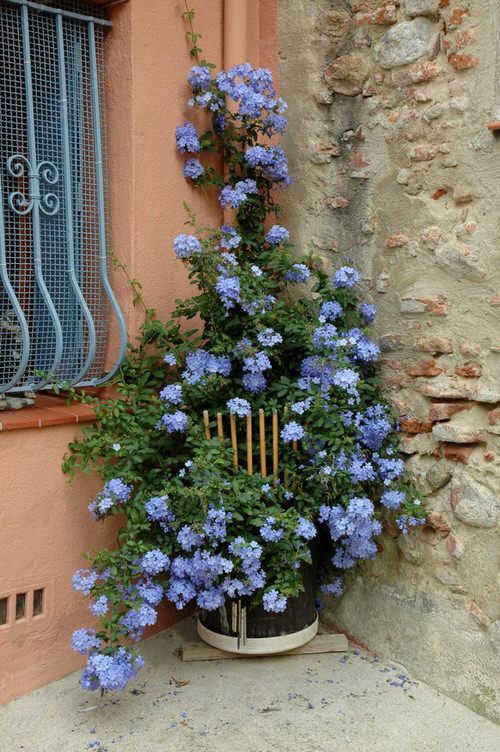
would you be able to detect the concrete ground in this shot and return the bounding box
[1,617,499,752]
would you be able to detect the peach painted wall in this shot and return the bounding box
[0,0,277,704]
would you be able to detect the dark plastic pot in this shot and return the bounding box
[198,547,318,655]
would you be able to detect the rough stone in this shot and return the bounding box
[405,0,440,17]
[319,10,352,55]
[451,472,500,528]
[428,402,473,421]
[380,334,405,351]
[415,337,453,354]
[474,380,500,404]
[432,424,486,444]
[426,463,452,489]
[435,566,461,589]
[324,53,371,96]
[374,18,436,70]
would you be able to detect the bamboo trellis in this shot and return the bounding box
[201,408,298,480]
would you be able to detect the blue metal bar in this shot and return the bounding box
[0,174,31,393]
[86,19,127,384]
[20,1,64,388]
[3,0,112,27]
[55,11,97,386]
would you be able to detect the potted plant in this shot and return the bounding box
[65,7,424,692]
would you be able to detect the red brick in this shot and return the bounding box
[426,512,451,538]
[385,234,409,248]
[419,298,450,316]
[432,188,448,200]
[449,8,469,25]
[428,402,473,422]
[488,409,500,426]
[489,295,500,307]
[443,444,474,463]
[407,360,443,377]
[456,29,475,48]
[400,417,433,434]
[354,5,398,26]
[455,362,482,378]
[326,196,349,209]
[448,54,479,71]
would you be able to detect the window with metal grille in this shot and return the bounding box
[0,0,126,393]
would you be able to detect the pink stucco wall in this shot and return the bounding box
[0,0,277,704]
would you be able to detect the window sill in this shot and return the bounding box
[0,394,97,431]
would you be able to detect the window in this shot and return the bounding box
[0,0,126,394]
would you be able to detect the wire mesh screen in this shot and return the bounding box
[0,0,125,393]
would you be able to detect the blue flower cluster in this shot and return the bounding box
[319,497,382,570]
[175,122,200,154]
[173,233,202,259]
[181,349,231,385]
[219,179,258,209]
[262,589,287,613]
[265,224,289,245]
[284,263,310,283]
[260,516,285,542]
[227,397,251,417]
[88,477,133,518]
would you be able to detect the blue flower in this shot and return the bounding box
[121,603,157,635]
[319,301,343,321]
[182,349,231,385]
[145,495,174,524]
[257,328,283,347]
[173,233,202,259]
[164,353,177,366]
[161,410,188,433]
[89,595,108,617]
[220,225,241,249]
[71,628,101,655]
[159,383,183,405]
[243,372,266,393]
[321,578,344,597]
[183,158,204,180]
[72,569,98,596]
[203,506,231,542]
[219,179,258,209]
[360,302,377,323]
[284,263,310,283]
[260,516,284,542]
[227,397,251,417]
[215,271,241,311]
[187,65,211,91]
[296,517,316,541]
[140,550,170,576]
[136,580,164,607]
[291,398,313,415]
[81,648,144,692]
[333,266,360,288]
[380,490,405,509]
[281,422,305,443]
[177,525,203,552]
[265,225,289,245]
[262,589,287,613]
[175,122,200,153]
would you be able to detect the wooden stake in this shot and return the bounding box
[246,413,253,476]
[272,410,278,480]
[203,410,211,440]
[229,413,238,467]
[216,412,224,441]
[259,409,267,478]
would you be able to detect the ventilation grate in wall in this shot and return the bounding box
[0,586,46,627]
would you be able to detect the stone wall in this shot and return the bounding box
[278,0,500,722]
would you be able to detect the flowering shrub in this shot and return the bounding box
[64,8,424,693]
